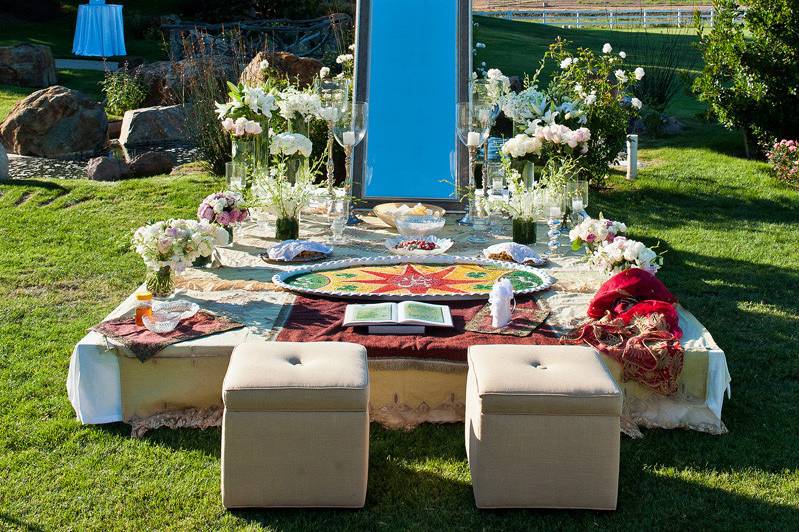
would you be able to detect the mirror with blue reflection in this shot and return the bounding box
[362,0,459,201]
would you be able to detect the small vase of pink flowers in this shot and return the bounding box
[197,191,249,247]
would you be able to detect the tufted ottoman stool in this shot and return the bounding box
[221,341,369,508]
[466,345,622,510]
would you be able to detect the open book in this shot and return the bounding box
[343,301,453,328]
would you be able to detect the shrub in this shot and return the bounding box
[544,39,643,182]
[100,68,147,116]
[693,0,799,154]
[766,140,799,186]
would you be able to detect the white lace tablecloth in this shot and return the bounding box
[67,213,731,434]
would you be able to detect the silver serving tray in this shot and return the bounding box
[271,255,555,301]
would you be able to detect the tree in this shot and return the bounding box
[693,0,799,155]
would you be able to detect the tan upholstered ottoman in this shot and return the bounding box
[221,341,369,508]
[466,345,623,510]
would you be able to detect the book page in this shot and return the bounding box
[398,301,451,326]
[344,302,397,325]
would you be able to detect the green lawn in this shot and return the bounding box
[2,16,799,532]
[1,120,797,531]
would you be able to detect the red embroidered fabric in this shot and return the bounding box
[563,269,685,395]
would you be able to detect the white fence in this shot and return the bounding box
[473,7,724,28]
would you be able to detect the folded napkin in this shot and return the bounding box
[92,310,244,362]
[267,240,332,261]
[483,242,545,265]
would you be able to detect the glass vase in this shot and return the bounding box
[275,216,299,241]
[145,266,175,298]
[512,217,537,245]
[231,135,268,186]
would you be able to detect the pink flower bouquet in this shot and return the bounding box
[197,191,249,228]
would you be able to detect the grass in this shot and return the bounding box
[1,121,798,531]
[2,16,799,531]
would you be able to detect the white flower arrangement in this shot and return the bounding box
[276,87,322,123]
[500,86,549,123]
[221,116,263,137]
[591,236,662,275]
[254,163,318,219]
[132,219,228,273]
[335,53,354,64]
[569,215,627,252]
[501,123,591,160]
[271,132,313,158]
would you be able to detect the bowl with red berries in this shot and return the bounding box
[384,236,454,256]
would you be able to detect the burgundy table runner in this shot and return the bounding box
[276,295,559,363]
[93,311,245,362]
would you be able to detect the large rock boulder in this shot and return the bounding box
[240,51,323,89]
[0,86,107,157]
[0,143,8,180]
[0,44,57,88]
[86,156,130,181]
[119,105,188,147]
[127,151,176,177]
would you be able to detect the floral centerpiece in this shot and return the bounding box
[216,82,276,177]
[197,190,250,244]
[495,164,542,245]
[569,214,627,253]
[591,236,662,275]
[251,131,319,240]
[132,219,229,296]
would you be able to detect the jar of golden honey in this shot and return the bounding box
[135,291,153,326]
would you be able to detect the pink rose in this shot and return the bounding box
[585,233,596,243]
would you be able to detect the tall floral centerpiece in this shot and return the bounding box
[132,219,229,297]
[254,132,316,240]
[216,82,276,183]
[496,163,541,245]
[197,190,250,244]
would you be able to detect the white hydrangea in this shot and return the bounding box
[276,87,322,122]
[271,132,313,158]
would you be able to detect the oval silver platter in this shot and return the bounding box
[271,255,555,301]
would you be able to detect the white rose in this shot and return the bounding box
[631,97,642,109]
[560,57,573,69]
[634,67,646,80]
[614,69,628,83]
[602,43,612,54]
[319,66,330,78]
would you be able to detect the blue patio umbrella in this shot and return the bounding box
[72,0,127,57]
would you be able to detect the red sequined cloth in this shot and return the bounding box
[562,269,685,395]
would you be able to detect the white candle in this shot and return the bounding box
[467,131,481,147]
[572,198,584,211]
[342,131,356,145]
[549,206,562,218]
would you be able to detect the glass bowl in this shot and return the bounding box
[153,300,200,321]
[394,214,446,237]
[142,310,182,334]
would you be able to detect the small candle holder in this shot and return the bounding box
[547,207,562,257]
[458,144,479,226]
[342,144,362,225]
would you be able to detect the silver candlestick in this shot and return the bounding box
[458,145,479,226]
[343,144,362,225]
[325,122,336,203]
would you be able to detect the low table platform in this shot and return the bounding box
[67,213,731,436]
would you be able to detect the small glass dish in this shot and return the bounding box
[153,300,200,321]
[394,214,446,237]
[142,310,182,334]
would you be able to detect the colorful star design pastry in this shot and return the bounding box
[349,264,486,295]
